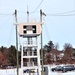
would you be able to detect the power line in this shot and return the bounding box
[0,13,13,15]
[0,13,75,16]
[31,0,44,13]
[43,22,51,43]
[48,10,75,15]
[44,19,74,44]
[46,10,75,16]
[17,11,39,14]
[0,15,13,46]
[46,14,75,16]
[15,10,75,16]
[0,9,75,16]
[7,23,15,46]
[0,15,13,30]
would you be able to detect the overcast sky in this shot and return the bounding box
[0,0,75,50]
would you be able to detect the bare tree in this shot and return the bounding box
[54,43,59,50]
[64,43,72,50]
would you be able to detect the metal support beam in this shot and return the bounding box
[40,9,46,75]
[15,9,19,75]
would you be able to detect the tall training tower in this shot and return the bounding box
[18,21,42,75]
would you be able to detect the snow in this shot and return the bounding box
[0,68,17,75]
[49,69,75,75]
[0,65,75,75]
[56,71,75,75]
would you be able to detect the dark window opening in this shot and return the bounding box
[23,26,26,29]
[32,26,36,33]
[23,30,26,34]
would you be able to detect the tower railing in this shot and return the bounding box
[23,50,37,56]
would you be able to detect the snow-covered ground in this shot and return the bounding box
[0,68,17,75]
[49,69,75,75]
[0,69,75,75]
[0,65,75,75]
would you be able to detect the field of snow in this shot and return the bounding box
[0,69,75,75]
[49,69,75,75]
[0,65,75,75]
[0,69,17,75]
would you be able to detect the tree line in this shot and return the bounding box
[0,41,75,68]
[0,45,21,68]
[43,41,75,64]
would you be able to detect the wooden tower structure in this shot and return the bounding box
[18,21,42,75]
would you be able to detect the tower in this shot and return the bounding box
[18,21,42,75]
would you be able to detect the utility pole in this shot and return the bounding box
[40,9,46,75]
[15,9,19,75]
[27,6,29,22]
